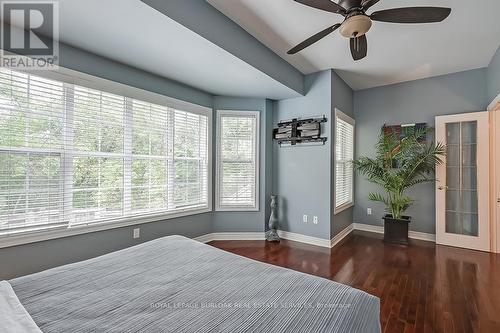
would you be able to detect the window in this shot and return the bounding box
[216,111,259,211]
[335,109,355,214]
[0,68,210,236]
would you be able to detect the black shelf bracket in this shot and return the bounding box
[273,116,327,147]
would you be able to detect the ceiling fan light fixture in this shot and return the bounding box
[289,1,451,61]
[339,14,372,38]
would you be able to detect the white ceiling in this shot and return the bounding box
[7,0,301,100]
[208,0,500,90]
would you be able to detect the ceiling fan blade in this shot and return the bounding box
[288,24,341,55]
[294,0,346,15]
[361,0,380,11]
[371,7,451,24]
[350,34,367,61]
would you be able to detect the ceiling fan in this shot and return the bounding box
[288,0,451,61]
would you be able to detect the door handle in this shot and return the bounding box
[497,198,500,203]
[438,186,448,191]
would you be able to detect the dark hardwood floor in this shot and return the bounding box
[209,231,500,333]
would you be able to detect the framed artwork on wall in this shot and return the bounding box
[381,122,427,168]
[382,123,427,142]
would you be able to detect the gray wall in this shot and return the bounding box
[1,95,276,280]
[331,71,354,237]
[353,68,488,234]
[487,45,500,105]
[1,46,276,279]
[265,99,275,227]
[0,67,279,279]
[0,44,216,280]
[271,70,354,240]
[141,0,304,96]
[211,97,273,233]
[0,213,211,280]
[60,43,213,109]
[272,70,332,240]
[3,40,497,280]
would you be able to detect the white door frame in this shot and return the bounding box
[435,112,490,252]
[490,103,500,253]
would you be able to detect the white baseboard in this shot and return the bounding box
[193,223,435,247]
[407,230,436,242]
[352,223,382,234]
[353,223,436,242]
[331,224,354,247]
[194,232,265,243]
[277,230,332,248]
[194,225,354,249]
[193,233,215,243]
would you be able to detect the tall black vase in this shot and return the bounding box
[266,195,280,242]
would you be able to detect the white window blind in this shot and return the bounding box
[0,67,210,235]
[335,109,355,213]
[216,111,259,210]
[0,69,65,233]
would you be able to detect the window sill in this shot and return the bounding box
[0,207,212,249]
[334,203,354,215]
[215,206,260,212]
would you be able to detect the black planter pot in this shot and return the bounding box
[383,215,411,245]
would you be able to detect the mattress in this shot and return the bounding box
[10,235,381,332]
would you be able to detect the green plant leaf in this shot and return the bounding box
[354,126,445,218]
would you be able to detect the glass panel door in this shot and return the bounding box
[445,122,478,236]
[436,112,490,252]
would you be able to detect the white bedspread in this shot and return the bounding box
[0,281,41,333]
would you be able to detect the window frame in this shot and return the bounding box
[334,108,355,215]
[215,110,260,212]
[0,66,213,248]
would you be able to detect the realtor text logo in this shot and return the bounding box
[1,1,59,69]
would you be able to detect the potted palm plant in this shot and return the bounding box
[354,127,445,245]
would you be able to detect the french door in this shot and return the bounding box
[435,112,490,252]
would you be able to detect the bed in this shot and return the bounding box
[8,235,381,332]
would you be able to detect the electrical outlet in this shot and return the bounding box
[313,216,319,224]
[303,215,308,223]
[133,228,140,239]
[367,208,372,215]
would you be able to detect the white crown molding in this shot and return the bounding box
[488,93,500,111]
